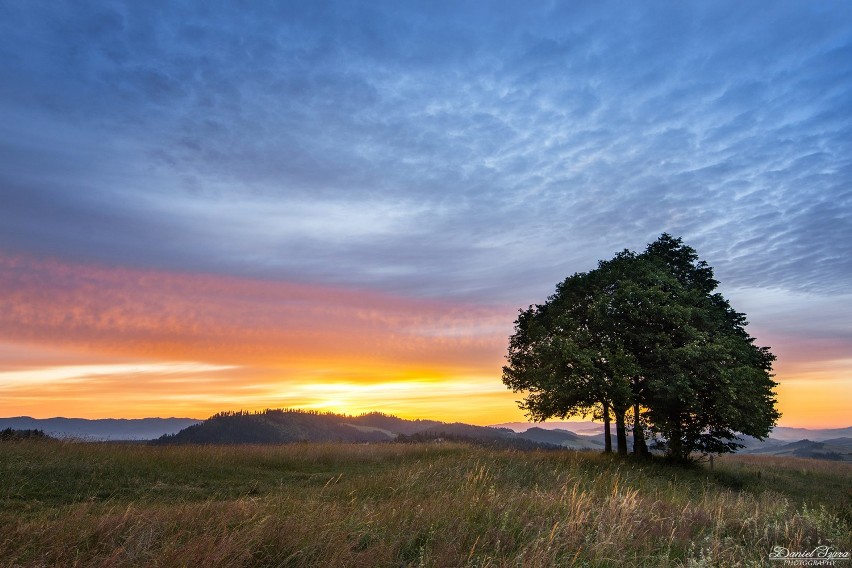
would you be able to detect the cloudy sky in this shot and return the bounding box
[1,1,850,427]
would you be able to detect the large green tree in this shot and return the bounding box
[637,235,780,460]
[502,234,780,462]
[502,255,638,455]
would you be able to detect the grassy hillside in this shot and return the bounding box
[1,439,849,567]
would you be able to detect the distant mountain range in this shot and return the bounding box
[0,417,201,440]
[739,437,852,460]
[2,414,849,460]
[491,421,852,461]
[764,426,852,442]
[491,421,852,442]
[492,421,605,436]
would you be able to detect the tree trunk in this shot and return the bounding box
[668,423,684,462]
[603,401,612,453]
[632,403,648,457]
[615,409,628,456]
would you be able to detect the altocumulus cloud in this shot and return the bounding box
[0,0,850,305]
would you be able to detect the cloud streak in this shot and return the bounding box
[1,1,849,302]
[0,253,510,369]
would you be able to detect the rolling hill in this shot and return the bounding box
[5,413,848,460]
[153,409,562,449]
[515,427,604,450]
[740,437,852,461]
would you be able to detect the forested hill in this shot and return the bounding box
[153,410,430,444]
[152,409,604,450]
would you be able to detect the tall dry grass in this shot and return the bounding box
[1,440,849,567]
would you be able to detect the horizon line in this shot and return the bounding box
[3,414,849,431]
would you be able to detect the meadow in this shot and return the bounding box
[1,439,849,567]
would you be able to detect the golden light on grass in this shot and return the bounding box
[1,441,849,567]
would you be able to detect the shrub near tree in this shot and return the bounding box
[502,234,780,462]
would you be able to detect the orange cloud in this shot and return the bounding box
[0,253,512,370]
[1,253,849,428]
[0,340,529,422]
[0,253,525,421]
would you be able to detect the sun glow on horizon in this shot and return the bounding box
[0,254,849,429]
[0,353,848,428]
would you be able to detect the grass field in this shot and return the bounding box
[1,440,849,567]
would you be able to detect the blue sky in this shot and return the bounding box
[2,1,849,299]
[0,1,850,424]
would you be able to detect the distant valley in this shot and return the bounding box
[3,413,850,461]
[0,416,201,440]
[494,420,852,460]
[493,420,852,442]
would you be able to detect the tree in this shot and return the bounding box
[502,234,780,462]
[637,235,780,461]
[502,260,637,454]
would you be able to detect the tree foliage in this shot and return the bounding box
[502,234,780,462]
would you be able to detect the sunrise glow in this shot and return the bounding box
[0,252,848,427]
[1,2,850,430]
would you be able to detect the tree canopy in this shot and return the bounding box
[502,234,780,462]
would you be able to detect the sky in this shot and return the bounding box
[1,1,850,428]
